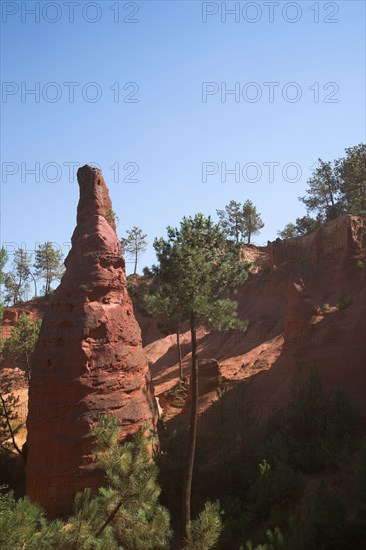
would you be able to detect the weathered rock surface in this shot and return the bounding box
[284,273,318,343]
[26,165,157,518]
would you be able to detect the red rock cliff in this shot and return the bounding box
[26,165,157,518]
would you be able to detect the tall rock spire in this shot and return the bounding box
[26,165,157,518]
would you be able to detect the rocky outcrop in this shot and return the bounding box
[284,273,318,344]
[26,165,157,518]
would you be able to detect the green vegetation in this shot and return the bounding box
[1,244,64,305]
[165,378,189,408]
[105,208,119,231]
[278,143,366,236]
[157,364,360,549]
[0,314,40,456]
[184,501,222,550]
[34,242,64,295]
[145,213,249,538]
[120,226,148,274]
[337,291,353,311]
[0,143,364,547]
[0,370,23,457]
[277,215,321,239]
[2,313,41,381]
[0,416,172,550]
[216,199,264,244]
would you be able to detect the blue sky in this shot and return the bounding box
[1,0,365,276]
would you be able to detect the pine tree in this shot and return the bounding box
[217,200,264,244]
[300,144,366,221]
[216,200,243,243]
[3,248,36,305]
[336,143,366,216]
[121,226,148,275]
[184,501,222,550]
[277,216,321,239]
[149,213,249,538]
[34,242,64,295]
[242,199,264,244]
[299,159,342,221]
[0,415,172,549]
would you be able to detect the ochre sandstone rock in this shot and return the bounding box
[284,273,317,344]
[26,165,157,518]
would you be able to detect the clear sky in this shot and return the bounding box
[1,0,365,276]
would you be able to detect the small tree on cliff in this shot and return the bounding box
[337,143,366,216]
[148,214,248,539]
[121,227,148,275]
[242,199,264,244]
[277,215,321,239]
[300,144,366,221]
[217,200,264,244]
[216,200,243,243]
[34,242,64,295]
[299,159,342,221]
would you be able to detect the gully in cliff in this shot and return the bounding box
[26,165,158,518]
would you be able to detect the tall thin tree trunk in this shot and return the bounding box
[134,249,138,274]
[177,329,183,379]
[30,272,37,297]
[25,351,31,384]
[181,310,198,540]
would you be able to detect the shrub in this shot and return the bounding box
[337,291,353,310]
[165,378,189,408]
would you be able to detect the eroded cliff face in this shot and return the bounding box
[26,165,157,518]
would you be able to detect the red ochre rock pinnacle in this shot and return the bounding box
[26,165,158,518]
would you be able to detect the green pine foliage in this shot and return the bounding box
[279,143,366,235]
[0,416,172,549]
[120,226,147,275]
[91,415,171,549]
[146,213,249,332]
[217,200,264,244]
[184,501,222,550]
[2,313,41,377]
[34,242,64,295]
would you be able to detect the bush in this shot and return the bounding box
[165,378,189,408]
